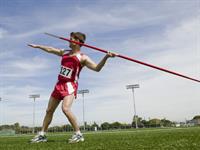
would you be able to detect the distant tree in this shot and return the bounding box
[48,126,61,133]
[192,115,200,126]
[14,122,20,134]
[160,118,173,127]
[85,124,91,131]
[91,122,99,130]
[20,126,32,134]
[101,122,110,130]
[149,119,161,127]
[193,115,200,120]
[110,122,122,129]
[121,123,132,129]
[132,116,144,128]
[66,124,73,131]
[35,127,42,133]
[62,124,73,132]
[141,119,149,128]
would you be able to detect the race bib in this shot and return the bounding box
[59,66,73,78]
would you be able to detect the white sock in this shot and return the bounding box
[39,131,46,136]
[75,130,81,135]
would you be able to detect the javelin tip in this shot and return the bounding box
[44,32,61,39]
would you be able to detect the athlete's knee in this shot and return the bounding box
[62,106,71,115]
[46,108,54,115]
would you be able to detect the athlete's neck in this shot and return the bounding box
[71,48,80,55]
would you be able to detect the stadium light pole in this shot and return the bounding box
[78,90,89,131]
[29,94,40,134]
[126,84,140,129]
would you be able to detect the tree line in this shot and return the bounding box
[0,115,199,134]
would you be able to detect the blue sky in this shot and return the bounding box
[0,0,199,126]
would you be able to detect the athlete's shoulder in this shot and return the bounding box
[80,53,89,60]
[80,54,93,65]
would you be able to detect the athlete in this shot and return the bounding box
[28,32,116,143]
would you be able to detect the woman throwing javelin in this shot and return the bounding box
[28,32,116,143]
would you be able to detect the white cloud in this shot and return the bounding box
[0,27,7,39]
[0,56,53,78]
[3,2,174,40]
[0,84,49,125]
[14,57,50,71]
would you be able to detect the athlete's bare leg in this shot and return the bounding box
[62,94,80,132]
[41,96,60,132]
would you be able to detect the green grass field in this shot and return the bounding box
[0,127,200,150]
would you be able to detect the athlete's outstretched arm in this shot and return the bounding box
[83,52,116,72]
[28,44,64,56]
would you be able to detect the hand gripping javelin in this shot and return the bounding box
[44,32,200,83]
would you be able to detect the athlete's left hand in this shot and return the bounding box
[107,51,118,58]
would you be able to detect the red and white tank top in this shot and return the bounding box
[58,50,83,83]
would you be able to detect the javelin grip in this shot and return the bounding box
[44,32,200,83]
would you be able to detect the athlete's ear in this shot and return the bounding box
[78,39,84,47]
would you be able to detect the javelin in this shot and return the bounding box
[44,32,200,83]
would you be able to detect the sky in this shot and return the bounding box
[0,0,199,127]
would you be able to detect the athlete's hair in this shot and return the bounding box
[70,32,86,44]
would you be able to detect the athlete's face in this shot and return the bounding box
[69,36,80,49]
